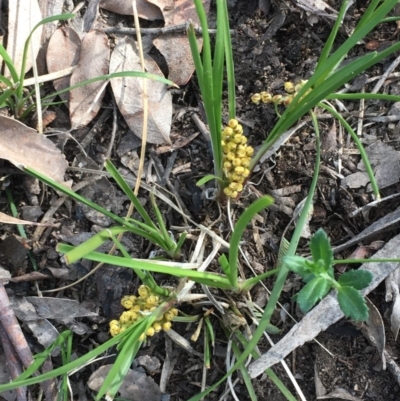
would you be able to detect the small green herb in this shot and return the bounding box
[284,228,373,321]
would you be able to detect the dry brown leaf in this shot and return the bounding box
[0,116,68,185]
[46,27,82,103]
[317,388,363,401]
[6,0,43,77]
[99,0,163,20]
[152,0,210,85]
[69,30,110,128]
[0,212,57,227]
[37,0,64,74]
[110,37,172,144]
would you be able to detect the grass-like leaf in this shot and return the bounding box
[227,196,274,288]
[337,286,369,321]
[338,270,373,290]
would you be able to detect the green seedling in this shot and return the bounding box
[283,228,373,321]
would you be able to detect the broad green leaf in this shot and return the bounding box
[310,228,333,275]
[338,269,373,290]
[337,286,369,321]
[297,276,330,313]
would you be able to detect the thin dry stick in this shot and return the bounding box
[103,24,227,36]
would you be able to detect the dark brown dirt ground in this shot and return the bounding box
[2,0,400,400]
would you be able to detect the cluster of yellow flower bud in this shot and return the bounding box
[109,285,178,339]
[222,118,254,198]
[251,80,310,107]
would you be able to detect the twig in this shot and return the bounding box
[0,324,28,401]
[103,23,231,36]
[372,53,400,94]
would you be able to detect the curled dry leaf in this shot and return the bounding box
[99,0,163,20]
[46,27,81,103]
[6,0,43,77]
[152,0,211,85]
[110,37,172,144]
[88,365,162,401]
[46,26,81,101]
[69,29,110,129]
[0,116,68,185]
[37,0,64,74]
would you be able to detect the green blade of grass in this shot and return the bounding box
[222,0,236,119]
[57,243,234,289]
[0,43,19,83]
[105,159,156,229]
[42,71,176,103]
[17,14,75,101]
[228,196,274,288]
[58,226,137,265]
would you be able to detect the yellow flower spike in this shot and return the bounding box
[119,311,132,324]
[227,141,237,150]
[110,326,120,337]
[132,305,141,312]
[237,144,246,152]
[223,161,232,171]
[170,308,179,316]
[146,327,155,337]
[260,91,272,103]
[139,333,146,341]
[223,145,230,154]
[284,81,295,94]
[232,134,243,144]
[162,321,172,331]
[235,175,245,183]
[236,183,243,192]
[251,93,261,104]
[110,320,120,327]
[230,190,238,198]
[224,187,233,197]
[223,127,234,137]
[138,285,150,299]
[236,149,246,158]
[245,147,254,157]
[240,136,247,144]
[121,296,135,309]
[229,182,239,191]
[242,168,250,177]
[146,295,158,305]
[283,95,293,106]
[233,124,243,134]
[228,119,238,129]
[153,322,162,332]
[241,157,251,168]
[226,152,235,161]
[272,94,283,104]
[234,166,245,175]
[232,158,242,167]
[164,311,175,321]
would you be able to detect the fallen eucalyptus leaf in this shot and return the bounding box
[47,27,81,103]
[0,116,68,185]
[69,29,110,128]
[99,0,163,20]
[110,37,172,144]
